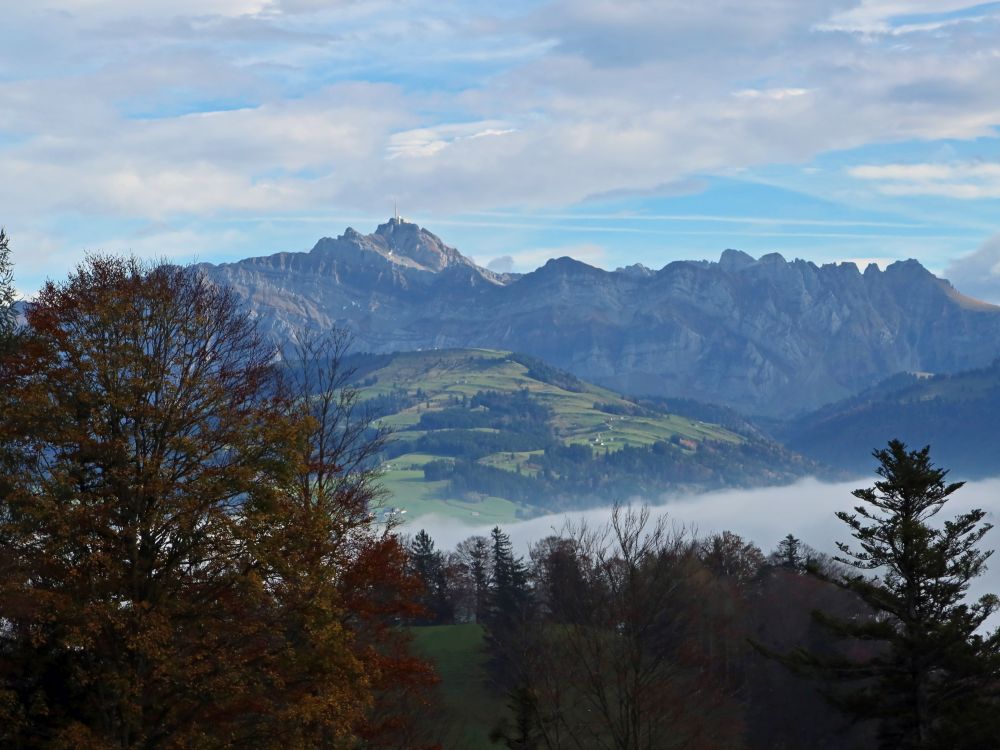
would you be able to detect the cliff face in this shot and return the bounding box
[202,222,1000,416]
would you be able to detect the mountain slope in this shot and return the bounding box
[779,360,1000,477]
[203,221,1000,416]
[351,349,819,522]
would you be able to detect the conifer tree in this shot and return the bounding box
[774,533,806,570]
[488,526,530,623]
[484,526,532,688]
[796,440,1000,749]
[453,534,492,623]
[469,535,492,623]
[409,529,453,624]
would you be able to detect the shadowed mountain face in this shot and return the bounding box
[778,361,1000,477]
[202,221,1000,416]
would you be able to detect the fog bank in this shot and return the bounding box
[408,476,1000,608]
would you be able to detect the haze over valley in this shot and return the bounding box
[4,2,1000,748]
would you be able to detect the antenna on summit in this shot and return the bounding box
[393,199,399,223]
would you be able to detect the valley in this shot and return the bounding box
[8,6,1000,748]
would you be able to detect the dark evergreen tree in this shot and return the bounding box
[450,534,493,623]
[774,533,806,571]
[408,529,453,624]
[469,535,492,623]
[795,440,1000,749]
[484,527,532,689]
[488,526,530,623]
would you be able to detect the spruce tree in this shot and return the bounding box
[797,440,1000,749]
[489,526,530,623]
[409,529,453,624]
[485,526,531,688]
[469,535,492,623]
[775,533,806,570]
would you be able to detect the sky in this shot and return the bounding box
[3,1,1000,299]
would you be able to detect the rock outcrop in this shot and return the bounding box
[202,221,1000,416]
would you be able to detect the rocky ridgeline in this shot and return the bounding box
[202,221,1000,416]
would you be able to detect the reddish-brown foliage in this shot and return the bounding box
[0,257,439,749]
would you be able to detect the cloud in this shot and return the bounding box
[4,0,1000,289]
[410,475,1000,624]
[943,233,1000,303]
[529,0,846,67]
[386,121,516,160]
[38,0,271,21]
[819,1,995,33]
[733,88,812,100]
[848,161,1000,198]
[0,82,411,219]
[486,255,515,273]
[581,178,710,203]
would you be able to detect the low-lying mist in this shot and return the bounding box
[409,475,1000,610]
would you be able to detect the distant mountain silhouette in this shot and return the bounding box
[778,360,1000,477]
[202,220,1000,416]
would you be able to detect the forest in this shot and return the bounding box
[403,469,1000,750]
[0,246,998,749]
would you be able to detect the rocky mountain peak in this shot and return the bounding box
[369,217,470,272]
[718,248,756,271]
[883,258,934,280]
[202,222,1000,416]
[617,263,655,278]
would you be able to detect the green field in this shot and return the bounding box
[379,475,521,524]
[358,349,751,521]
[365,349,736,447]
[410,624,507,750]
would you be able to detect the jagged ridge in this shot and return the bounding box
[201,221,1000,416]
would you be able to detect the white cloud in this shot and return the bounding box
[387,122,516,160]
[819,1,994,33]
[733,88,811,100]
[3,0,1000,274]
[40,0,270,17]
[412,475,1000,625]
[486,255,515,273]
[943,233,1000,303]
[0,82,410,219]
[848,161,1000,198]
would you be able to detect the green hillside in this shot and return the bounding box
[781,360,1000,478]
[352,349,817,521]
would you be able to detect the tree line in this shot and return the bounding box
[403,443,1000,749]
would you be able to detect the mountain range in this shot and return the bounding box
[202,219,1000,417]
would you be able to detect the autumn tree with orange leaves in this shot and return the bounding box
[278,330,442,750]
[0,257,438,750]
